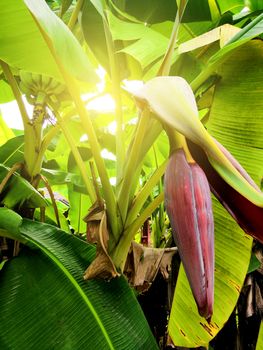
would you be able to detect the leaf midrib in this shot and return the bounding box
[21,230,115,350]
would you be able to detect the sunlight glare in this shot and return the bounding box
[101,148,116,161]
[110,177,116,186]
[241,6,250,12]
[80,134,88,142]
[122,79,144,95]
[108,121,117,134]
[0,97,33,130]
[86,93,116,112]
[96,66,106,93]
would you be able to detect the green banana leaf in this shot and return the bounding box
[24,0,98,84]
[216,0,246,13]
[0,0,61,79]
[0,135,24,166]
[108,12,149,41]
[119,30,169,70]
[0,207,23,240]
[168,40,262,347]
[67,185,91,233]
[207,41,263,185]
[209,13,263,65]
[111,0,211,23]
[256,322,263,350]
[0,164,47,208]
[60,0,73,17]
[0,216,158,350]
[81,0,110,73]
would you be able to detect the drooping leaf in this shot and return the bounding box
[0,0,61,79]
[0,207,22,238]
[0,164,47,208]
[209,13,263,65]
[178,24,240,54]
[23,0,98,83]
[0,219,158,349]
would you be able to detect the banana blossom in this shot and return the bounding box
[133,76,263,319]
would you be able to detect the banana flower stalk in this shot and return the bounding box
[132,76,263,319]
[133,76,263,244]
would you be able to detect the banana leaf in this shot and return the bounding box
[24,0,98,83]
[0,164,47,208]
[0,217,158,349]
[0,0,60,79]
[0,135,24,166]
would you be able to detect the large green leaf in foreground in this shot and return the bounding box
[0,219,158,349]
[0,0,60,79]
[24,0,98,83]
[168,40,263,347]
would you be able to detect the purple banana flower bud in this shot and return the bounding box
[164,149,214,319]
[187,139,263,243]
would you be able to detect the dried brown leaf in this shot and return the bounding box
[83,203,119,280]
[125,242,177,292]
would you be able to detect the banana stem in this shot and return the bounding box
[125,160,167,228]
[165,127,194,162]
[56,113,97,204]
[103,17,125,185]
[40,174,61,228]
[117,109,150,224]
[111,192,164,270]
[34,93,105,175]
[39,27,120,238]
[1,62,47,181]
[67,0,84,31]
[191,64,217,92]
[157,0,188,76]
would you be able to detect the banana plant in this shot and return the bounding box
[0,0,263,348]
